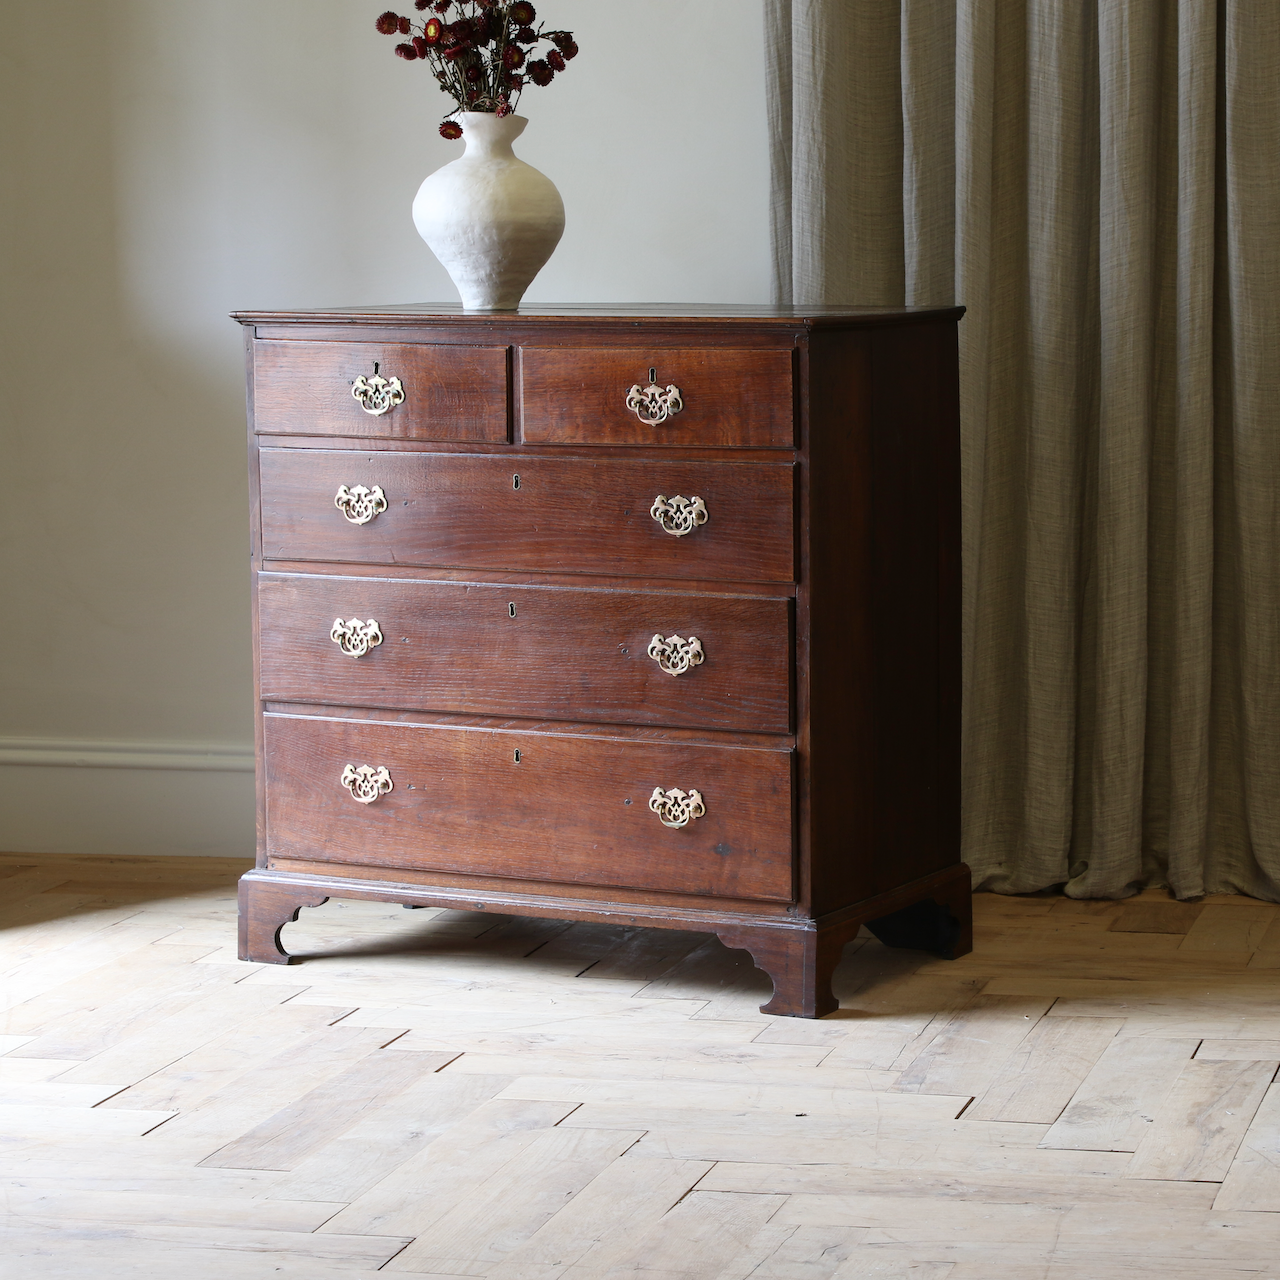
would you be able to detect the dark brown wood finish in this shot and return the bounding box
[258,573,792,732]
[236,304,970,1015]
[520,347,795,448]
[252,340,510,442]
[263,713,794,902]
[259,449,796,582]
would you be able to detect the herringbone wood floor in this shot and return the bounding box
[2,851,1279,1278]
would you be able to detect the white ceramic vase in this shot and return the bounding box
[412,112,564,311]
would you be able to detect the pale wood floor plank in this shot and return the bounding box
[1038,1035,1199,1152]
[892,996,1053,1096]
[1211,1081,1280,1211]
[319,1097,578,1238]
[68,984,325,1093]
[1125,1058,1278,1181]
[268,1070,515,1205]
[199,1048,458,1170]
[715,1224,868,1280]
[965,1016,1119,1123]
[383,1126,644,1274]
[585,1189,787,1279]
[484,1154,712,1278]
[147,1024,405,1151]
[1196,1039,1280,1060]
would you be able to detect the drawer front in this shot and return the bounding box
[521,347,795,448]
[264,715,795,902]
[259,450,795,583]
[252,340,509,442]
[258,574,792,733]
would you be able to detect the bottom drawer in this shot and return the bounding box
[264,715,794,903]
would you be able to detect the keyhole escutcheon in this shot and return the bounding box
[508,602,517,618]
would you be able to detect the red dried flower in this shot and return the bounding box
[398,15,412,34]
[415,0,429,8]
[504,73,525,91]
[395,42,418,59]
[433,1,450,11]
[465,63,481,82]
[515,26,538,44]
[502,44,525,69]
[495,99,513,117]
[526,58,553,86]
[423,16,442,42]
[560,40,578,59]
[510,2,536,24]
[376,11,400,34]
[412,35,429,56]
[439,120,463,139]
[546,49,565,72]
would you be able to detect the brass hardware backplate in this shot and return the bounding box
[334,484,388,525]
[340,764,393,804]
[626,380,684,425]
[351,369,406,416]
[647,634,704,677]
[330,618,383,658]
[648,786,706,829]
[650,494,708,537]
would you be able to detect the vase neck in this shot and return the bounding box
[459,112,528,160]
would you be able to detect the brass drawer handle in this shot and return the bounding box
[331,618,383,658]
[650,494,708,537]
[626,376,684,425]
[648,634,704,677]
[334,484,388,525]
[351,363,405,416]
[648,787,706,829]
[340,764,393,804]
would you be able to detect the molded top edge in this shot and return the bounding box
[231,302,966,327]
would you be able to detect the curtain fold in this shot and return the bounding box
[767,0,1280,899]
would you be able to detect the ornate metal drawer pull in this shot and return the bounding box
[626,378,684,426]
[351,363,405,416]
[650,494,708,537]
[648,787,706,829]
[330,618,383,658]
[648,634,704,677]
[340,764,393,804]
[334,484,388,525]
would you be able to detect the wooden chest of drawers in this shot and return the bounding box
[233,304,970,1017]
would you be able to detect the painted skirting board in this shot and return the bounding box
[0,736,256,858]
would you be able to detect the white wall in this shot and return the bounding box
[0,1,771,857]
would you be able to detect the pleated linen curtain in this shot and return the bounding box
[766,1,1280,900]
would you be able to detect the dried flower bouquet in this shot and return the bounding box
[375,1,578,137]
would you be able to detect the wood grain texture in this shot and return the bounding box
[252,339,509,442]
[520,346,795,448]
[262,713,795,903]
[6,855,1280,1277]
[259,448,796,583]
[1125,1059,1278,1181]
[1213,1082,1280,1211]
[257,572,792,733]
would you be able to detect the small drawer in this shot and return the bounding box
[259,450,796,583]
[258,573,792,734]
[521,347,795,448]
[264,714,794,902]
[252,340,509,442]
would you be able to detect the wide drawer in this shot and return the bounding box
[259,450,796,583]
[264,714,794,902]
[258,573,792,733]
[252,340,509,442]
[521,347,795,448]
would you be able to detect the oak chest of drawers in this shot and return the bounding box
[233,304,970,1017]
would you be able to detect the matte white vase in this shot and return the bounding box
[412,112,565,311]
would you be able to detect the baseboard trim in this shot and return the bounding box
[0,736,254,772]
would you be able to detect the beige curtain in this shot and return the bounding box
[767,1,1280,901]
